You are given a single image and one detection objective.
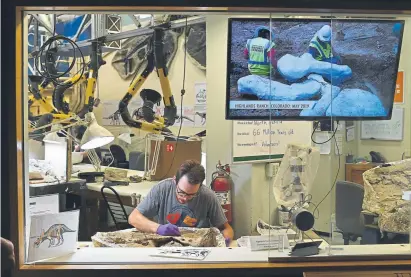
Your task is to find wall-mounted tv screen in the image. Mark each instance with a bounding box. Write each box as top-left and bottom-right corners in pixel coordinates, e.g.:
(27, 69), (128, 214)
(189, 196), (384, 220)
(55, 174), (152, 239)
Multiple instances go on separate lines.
(226, 18), (404, 120)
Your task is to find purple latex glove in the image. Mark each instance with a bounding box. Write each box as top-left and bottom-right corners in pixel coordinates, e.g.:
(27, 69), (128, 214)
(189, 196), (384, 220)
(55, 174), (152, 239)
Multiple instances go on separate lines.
(225, 237), (231, 247)
(156, 224), (181, 236)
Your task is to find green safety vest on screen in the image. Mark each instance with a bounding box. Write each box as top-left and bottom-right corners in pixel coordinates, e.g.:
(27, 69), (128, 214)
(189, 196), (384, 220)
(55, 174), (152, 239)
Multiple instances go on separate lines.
(309, 35), (333, 61)
(246, 37), (275, 76)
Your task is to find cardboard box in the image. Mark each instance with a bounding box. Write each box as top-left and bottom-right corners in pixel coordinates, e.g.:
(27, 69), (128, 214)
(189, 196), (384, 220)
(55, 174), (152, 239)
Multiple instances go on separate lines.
(149, 140), (202, 181)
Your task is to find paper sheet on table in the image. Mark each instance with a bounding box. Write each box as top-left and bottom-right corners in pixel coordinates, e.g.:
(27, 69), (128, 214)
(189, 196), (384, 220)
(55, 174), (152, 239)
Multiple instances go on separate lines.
(151, 248), (211, 260)
(313, 133), (331, 155)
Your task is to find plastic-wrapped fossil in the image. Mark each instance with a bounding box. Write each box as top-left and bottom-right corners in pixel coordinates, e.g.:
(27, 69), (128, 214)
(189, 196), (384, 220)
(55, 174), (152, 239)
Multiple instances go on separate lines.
(111, 30), (179, 80)
(111, 15), (206, 80)
(91, 227), (226, 248)
(185, 23), (206, 70)
(363, 159), (411, 234)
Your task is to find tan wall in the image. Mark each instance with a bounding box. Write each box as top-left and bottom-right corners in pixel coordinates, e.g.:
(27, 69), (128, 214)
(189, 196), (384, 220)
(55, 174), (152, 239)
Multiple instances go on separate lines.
(355, 19), (411, 162)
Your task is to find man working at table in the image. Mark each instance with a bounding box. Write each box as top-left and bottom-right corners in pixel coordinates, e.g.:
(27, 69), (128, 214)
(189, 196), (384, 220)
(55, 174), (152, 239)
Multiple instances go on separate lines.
(128, 160), (234, 245)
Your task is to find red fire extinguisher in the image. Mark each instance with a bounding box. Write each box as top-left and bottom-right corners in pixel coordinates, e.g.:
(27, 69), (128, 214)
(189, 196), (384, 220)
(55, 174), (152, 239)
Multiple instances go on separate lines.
(210, 161), (233, 223)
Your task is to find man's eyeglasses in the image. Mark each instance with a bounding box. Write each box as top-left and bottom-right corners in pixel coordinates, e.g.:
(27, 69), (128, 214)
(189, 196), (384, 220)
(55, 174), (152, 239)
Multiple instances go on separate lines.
(176, 185), (199, 199)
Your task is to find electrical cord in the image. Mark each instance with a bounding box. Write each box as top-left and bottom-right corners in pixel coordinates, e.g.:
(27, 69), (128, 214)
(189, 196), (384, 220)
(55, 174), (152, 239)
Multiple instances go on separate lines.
(157, 17), (188, 181)
(311, 121), (338, 144)
(307, 197), (321, 220)
(286, 197), (322, 243)
(44, 14), (57, 59)
(34, 24), (86, 89)
(311, 124), (341, 222)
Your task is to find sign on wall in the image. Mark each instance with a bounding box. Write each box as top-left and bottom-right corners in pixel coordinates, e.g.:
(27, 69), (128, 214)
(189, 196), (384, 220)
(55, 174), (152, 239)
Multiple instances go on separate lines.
(194, 82), (206, 105)
(394, 71), (404, 103)
(232, 121), (312, 163)
(101, 100), (142, 126)
(361, 106), (404, 141)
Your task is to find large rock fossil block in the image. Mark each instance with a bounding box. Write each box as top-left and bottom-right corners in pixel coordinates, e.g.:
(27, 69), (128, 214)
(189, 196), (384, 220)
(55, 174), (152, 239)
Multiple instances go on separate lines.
(91, 227), (226, 248)
(363, 159), (411, 234)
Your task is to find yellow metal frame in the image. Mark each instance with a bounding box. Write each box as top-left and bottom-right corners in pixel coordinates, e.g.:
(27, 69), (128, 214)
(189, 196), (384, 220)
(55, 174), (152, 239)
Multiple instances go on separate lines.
(28, 69), (93, 123)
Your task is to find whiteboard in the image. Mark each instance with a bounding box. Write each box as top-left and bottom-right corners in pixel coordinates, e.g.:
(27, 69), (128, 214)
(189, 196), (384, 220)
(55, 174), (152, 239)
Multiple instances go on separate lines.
(232, 121), (312, 163)
(360, 107), (404, 141)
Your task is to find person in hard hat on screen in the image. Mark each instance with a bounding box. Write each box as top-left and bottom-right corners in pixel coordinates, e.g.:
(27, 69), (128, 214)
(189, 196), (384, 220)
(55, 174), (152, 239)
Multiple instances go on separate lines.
(308, 25), (341, 64)
(244, 26), (277, 77)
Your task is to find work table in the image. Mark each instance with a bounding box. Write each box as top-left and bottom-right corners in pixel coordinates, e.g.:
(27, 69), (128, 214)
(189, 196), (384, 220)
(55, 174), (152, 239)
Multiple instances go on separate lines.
(72, 164), (158, 207)
(32, 243), (410, 265)
(29, 164), (158, 205)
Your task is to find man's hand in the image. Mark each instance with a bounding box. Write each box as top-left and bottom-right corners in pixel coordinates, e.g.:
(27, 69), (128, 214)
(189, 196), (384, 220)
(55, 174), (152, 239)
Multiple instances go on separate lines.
(156, 223), (181, 236)
(224, 237), (231, 247)
(221, 223), (234, 246)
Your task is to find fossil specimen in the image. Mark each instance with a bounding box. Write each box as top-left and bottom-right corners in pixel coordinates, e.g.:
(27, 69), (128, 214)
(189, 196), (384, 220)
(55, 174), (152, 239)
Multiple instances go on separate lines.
(91, 227), (225, 248)
(104, 168), (129, 182)
(363, 159), (411, 234)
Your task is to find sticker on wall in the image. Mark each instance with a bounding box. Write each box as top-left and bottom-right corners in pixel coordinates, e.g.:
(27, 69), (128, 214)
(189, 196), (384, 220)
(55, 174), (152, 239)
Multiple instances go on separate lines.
(166, 144), (175, 152)
(194, 105), (206, 127)
(194, 82), (206, 105)
(154, 105), (197, 127)
(101, 100), (142, 126)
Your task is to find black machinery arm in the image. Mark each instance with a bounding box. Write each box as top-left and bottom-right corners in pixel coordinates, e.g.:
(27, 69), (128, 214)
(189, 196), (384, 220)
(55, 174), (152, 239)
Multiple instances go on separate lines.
(153, 27), (177, 127)
(53, 41), (106, 118)
(118, 26), (177, 134)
